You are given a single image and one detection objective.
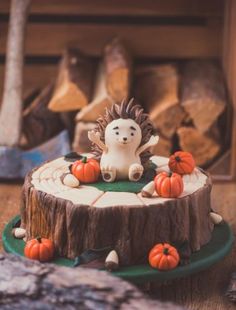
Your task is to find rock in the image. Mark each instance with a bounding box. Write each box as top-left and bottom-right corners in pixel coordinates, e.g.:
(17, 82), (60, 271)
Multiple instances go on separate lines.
(0, 254), (184, 309)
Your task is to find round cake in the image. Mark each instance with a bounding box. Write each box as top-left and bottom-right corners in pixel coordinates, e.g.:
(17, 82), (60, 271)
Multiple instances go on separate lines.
(20, 154), (214, 266)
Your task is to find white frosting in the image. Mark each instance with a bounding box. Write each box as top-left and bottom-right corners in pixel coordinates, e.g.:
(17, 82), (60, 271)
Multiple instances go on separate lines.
(94, 192), (143, 208)
(138, 193), (174, 206)
(56, 186), (103, 205)
(31, 156), (208, 207)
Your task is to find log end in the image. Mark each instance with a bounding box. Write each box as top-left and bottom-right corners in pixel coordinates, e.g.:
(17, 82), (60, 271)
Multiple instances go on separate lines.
(49, 83), (88, 112)
(107, 68), (130, 102)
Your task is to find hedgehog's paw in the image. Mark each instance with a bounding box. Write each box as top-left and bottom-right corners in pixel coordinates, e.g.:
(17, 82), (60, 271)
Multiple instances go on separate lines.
(101, 166), (116, 183)
(129, 163), (144, 182)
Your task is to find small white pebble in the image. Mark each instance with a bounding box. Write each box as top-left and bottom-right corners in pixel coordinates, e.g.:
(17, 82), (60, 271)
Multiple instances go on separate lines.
(12, 228), (26, 239)
(63, 173), (80, 188)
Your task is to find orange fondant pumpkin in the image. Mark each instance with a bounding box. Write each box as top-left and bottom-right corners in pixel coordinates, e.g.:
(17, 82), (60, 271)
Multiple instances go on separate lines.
(71, 156), (100, 183)
(149, 243), (180, 270)
(168, 151), (195, 175)
(24, 237), (54, 262)
(154, 172), (183, 198)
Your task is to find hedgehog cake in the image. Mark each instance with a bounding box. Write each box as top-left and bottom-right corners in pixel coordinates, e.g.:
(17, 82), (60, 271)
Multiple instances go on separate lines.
(17, 99), (223, 270)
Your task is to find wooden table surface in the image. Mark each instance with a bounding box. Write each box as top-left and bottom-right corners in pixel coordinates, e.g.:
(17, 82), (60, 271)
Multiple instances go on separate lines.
(0, 181), (235, 309)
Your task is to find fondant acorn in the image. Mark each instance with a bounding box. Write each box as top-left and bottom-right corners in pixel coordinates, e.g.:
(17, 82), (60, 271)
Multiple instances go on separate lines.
(149, 243), (180, 270)
(61, 173), (80, 188)
(24, 237), (54, 262)
(168, 151), (195, 175)
(141, 181), (155, 197)
(105, 250), (119, 271)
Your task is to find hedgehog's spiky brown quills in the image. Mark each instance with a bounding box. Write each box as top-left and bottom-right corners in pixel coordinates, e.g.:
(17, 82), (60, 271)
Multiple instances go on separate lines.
(91, 98), (154, 164)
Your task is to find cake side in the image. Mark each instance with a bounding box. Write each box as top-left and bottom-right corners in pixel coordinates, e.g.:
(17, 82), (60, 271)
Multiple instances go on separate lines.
(20, 156), (214, 266)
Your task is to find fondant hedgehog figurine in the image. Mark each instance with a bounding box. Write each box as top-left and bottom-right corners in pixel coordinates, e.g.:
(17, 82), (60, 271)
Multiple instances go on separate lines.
(88, 99), (159, 182)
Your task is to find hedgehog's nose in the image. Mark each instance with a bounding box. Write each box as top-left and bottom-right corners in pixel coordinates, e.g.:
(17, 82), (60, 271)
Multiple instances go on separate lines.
(123, 137), (127, 141)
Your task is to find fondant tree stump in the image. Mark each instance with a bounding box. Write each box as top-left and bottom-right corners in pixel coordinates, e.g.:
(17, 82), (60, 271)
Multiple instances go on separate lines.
(0, 253), (183, 309)
(21, 156), (214, 266)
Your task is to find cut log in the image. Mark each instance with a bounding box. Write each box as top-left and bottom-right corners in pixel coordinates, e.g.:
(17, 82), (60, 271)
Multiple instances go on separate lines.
(177, 126), (221, 167)
(21, 156), (213, 266)
(73, 121), (96, 153)
(181, 61), (226, 133)
(104, 37), (132, 102)
(76, 39), (132, 122)
(75, 62), (113, 122)
(0, 254), (183, 310)
(150, 135), (172, 157)
(48, 48), (94, 112)
(0, 0), (31, 146)
(21, 84), (64, 148)
(135, 64), (186, 139)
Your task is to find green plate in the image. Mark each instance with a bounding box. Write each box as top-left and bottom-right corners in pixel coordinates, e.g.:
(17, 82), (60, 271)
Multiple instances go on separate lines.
(3, 215), (234, 284)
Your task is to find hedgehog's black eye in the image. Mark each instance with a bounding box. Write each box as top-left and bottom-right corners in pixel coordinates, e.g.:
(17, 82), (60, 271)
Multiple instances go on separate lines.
(116, 132), (119, 135)
(131, 132), (134, 136)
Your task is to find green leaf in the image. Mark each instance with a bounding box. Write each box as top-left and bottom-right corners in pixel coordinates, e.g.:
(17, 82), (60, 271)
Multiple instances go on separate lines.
(144, 160), (157, 171)
(143, 168), (156, 182)
(73, 246), (112, 267)
(73, 256), (81, 267)
(172, 240), (191, 265)
(64, 152), (83, 162)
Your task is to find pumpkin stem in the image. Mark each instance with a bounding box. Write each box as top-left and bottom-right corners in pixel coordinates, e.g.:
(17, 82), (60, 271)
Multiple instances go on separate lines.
(169, 172), (172, 178)
(81, 156), (87, 163)
(175, 156), (181, 162)
(163, 248), (169, 255)
(36, 236), (42, 243)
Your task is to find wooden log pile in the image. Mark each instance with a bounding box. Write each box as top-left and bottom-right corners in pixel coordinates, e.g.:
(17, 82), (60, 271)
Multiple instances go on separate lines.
(73, 37), (132, 153)
(134, 61), (227, 165)
(20, 37), (228, 168)
(48, 48), (94, 112)
(21, 84), (64, 148)
(177, 61), (226, 166)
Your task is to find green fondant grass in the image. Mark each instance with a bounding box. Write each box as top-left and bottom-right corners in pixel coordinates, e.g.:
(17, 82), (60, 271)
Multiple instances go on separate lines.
(88, 179), (148, 193)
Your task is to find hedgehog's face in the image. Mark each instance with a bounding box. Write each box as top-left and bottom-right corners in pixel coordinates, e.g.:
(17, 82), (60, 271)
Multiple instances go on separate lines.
(105, 118), (142, 149)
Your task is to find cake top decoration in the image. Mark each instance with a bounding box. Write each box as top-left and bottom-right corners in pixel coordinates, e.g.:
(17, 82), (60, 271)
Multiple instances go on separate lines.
(88, 98), (159, 182)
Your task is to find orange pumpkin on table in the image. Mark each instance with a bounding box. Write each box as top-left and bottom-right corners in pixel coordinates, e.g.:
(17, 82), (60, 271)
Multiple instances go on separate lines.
(71, 156), (100, 183)
(168, 151), (195, 175)
(24, 237), (54, 262)
(154, 171), (183, 198)
(149, 243), (180, 270)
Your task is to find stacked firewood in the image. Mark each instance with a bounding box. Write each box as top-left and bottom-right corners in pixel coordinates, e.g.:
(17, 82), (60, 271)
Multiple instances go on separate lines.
(21, 37), (228, 168)
(135, 61), (227, 166)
